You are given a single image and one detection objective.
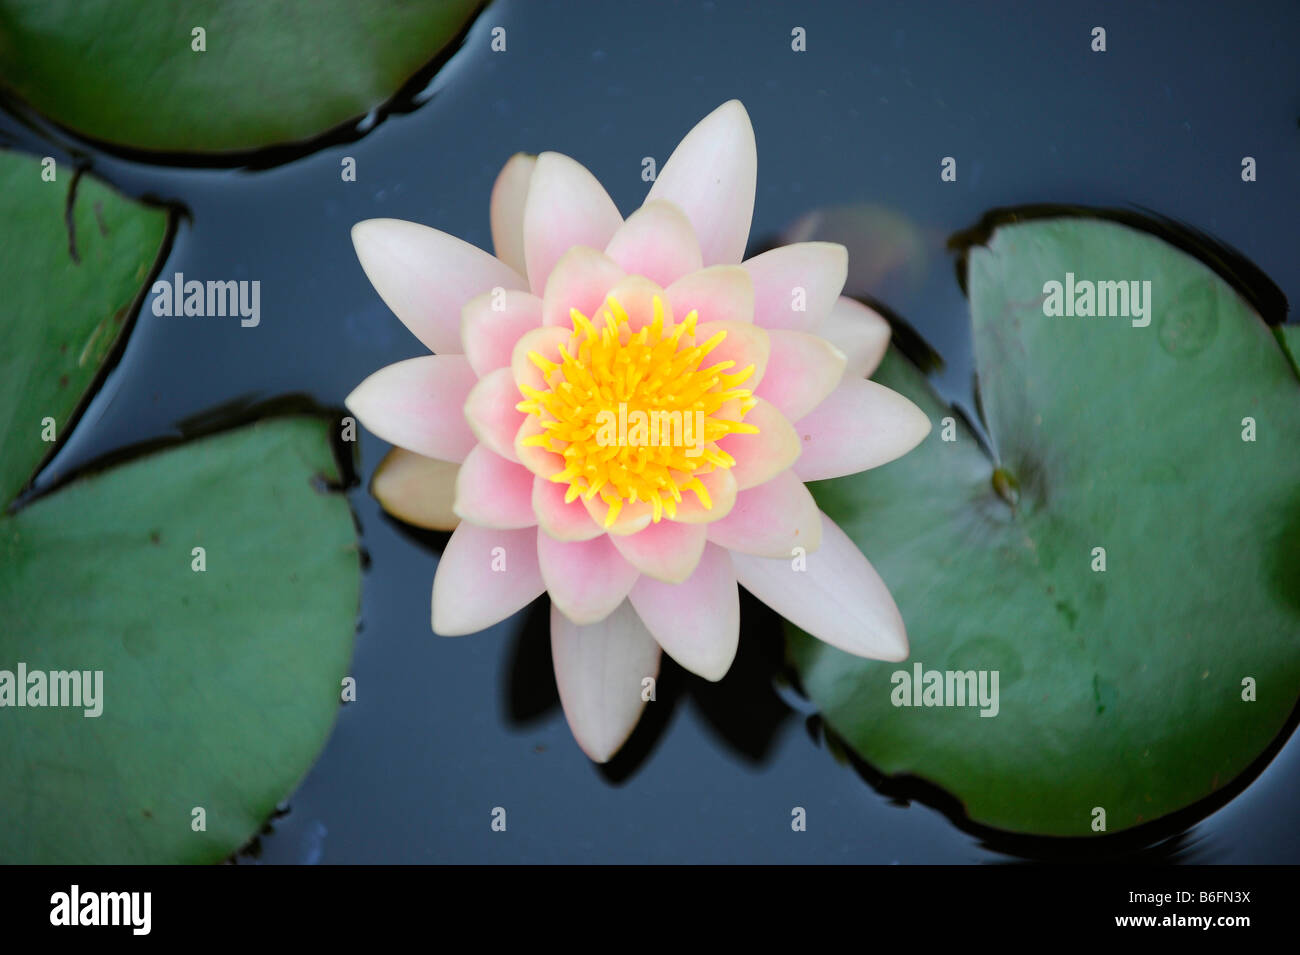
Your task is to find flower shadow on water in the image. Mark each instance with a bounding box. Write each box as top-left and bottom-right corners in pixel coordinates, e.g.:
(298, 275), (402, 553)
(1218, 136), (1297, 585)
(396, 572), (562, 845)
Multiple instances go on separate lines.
(504, 591), (797, 784)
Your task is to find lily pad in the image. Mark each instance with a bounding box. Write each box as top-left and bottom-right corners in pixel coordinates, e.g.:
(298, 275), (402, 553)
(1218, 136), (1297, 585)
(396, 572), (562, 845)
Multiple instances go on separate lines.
(0, 416), (360, 863)
(0, 150), (169, 508)
(789, 218), (1300, 836)
(0, 0), (481, 154)
(0, 157), (359, 862)
(1278, 324), (1300, 381)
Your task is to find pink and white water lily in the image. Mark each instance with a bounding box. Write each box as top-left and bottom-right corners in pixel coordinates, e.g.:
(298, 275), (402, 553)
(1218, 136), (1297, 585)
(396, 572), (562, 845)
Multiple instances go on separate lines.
(346, 101), (930, 762)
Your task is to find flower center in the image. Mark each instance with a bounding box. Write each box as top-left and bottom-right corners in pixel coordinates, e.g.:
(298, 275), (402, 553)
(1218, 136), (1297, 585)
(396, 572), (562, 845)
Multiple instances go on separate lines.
(516, 294), (758, 527)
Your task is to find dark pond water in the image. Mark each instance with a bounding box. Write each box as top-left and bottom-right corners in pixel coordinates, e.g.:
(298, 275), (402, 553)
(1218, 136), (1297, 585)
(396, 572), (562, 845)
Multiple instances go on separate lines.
(4, 0), (1298, 862)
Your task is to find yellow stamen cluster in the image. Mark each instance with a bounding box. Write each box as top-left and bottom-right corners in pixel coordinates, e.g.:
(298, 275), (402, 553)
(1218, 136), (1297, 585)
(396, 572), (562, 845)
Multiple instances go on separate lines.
(516, 294), (758, 527)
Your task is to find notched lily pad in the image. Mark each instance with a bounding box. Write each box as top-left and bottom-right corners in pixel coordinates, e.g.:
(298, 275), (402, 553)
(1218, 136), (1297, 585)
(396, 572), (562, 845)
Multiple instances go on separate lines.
(789, 217), (1300, 837)
(0, 150), (170, 509)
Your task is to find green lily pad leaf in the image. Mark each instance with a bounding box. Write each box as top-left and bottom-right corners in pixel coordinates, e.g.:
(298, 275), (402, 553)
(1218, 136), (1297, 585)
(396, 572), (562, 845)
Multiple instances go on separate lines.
(1277, 324), (1300, 381)
(0, 150), (169, 509)
(789, 218), (1300, 836)
(0, 0), (481, 154)
(0, 416), (360, 863)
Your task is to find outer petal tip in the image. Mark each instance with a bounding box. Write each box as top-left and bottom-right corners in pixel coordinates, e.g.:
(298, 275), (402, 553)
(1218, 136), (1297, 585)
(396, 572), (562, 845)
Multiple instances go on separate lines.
(490, 153), (538, 277)
(430, 524), (545, 636)
(628, 543), (739, 681)
(893, 392), (933, 454)
(647, 100), (757, 266)
(350, 218), (525, 355)
(349, 217), (388, 252)
(345, 356), (479, 463)
(794, 379), (932, 480)
(550, 601), (660, 762)
(730, 512), (909, 662)
(523, 151), (623, 293)
(819, 296), (892, 378)
(744, 241), (849, 331)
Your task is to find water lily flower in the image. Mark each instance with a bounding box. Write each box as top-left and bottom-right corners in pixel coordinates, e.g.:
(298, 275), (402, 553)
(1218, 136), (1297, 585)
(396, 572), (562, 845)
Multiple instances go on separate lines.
(346, 101), (931, 762)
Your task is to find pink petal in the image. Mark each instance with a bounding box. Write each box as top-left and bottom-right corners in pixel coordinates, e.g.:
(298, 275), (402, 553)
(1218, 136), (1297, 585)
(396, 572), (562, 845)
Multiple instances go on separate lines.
(705, 469), (822, 557)
(532, 477), (604, 541)
(489, 153), (536, 278)
(665, 265), (755, 325)
(511, 325), (573, 393)
(694, 320), (770, 390)
(541, 246), (626, 328)
(604, 199), (703, 286)
(538, 532), (639, 625)
(432, 524), (545, 636)
(464, 367), (526, 462)
(793, 378), (932, 481)
(743, 242), (848, 331)
(583, 494), (654, 536)
(715, 397), (801, 490)
(514, 413), (567, 481)
(755, 329), (846, 421)
(610, 520), (707, 584)
(595, 275), (672, 331)
(664, 467), (737, 524)
(646, 100), (757, 266)
(730, 512), (908, 661)
(371, 448), (459, 531)
(523, 152), (623, 294)
(550, 600), (661, 763)
(453, 445), (537, 529)
(461, 289), (543, 377)
(817, 296), (891, 378)
(346, 355), (478, 462)
(628, 543), (739, 681)
(351, 218), (527, 356)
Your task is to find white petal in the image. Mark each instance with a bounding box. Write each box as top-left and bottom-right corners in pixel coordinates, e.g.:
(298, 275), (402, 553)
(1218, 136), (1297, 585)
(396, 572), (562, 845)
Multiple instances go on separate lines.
(646, 100), (757, 266)
(743, 242), (847, 331)
(523, 152), (623, 294)
(352, 218), (526, 355)
(550, 600), (661, 762)
(432, 525), (545, 636)
(345, 355), (478, 463)
(730, 512), (909, 661)
(817, 296), (891, 378)
(793, 378), (932, 480)
(490, 153), (536, 277)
